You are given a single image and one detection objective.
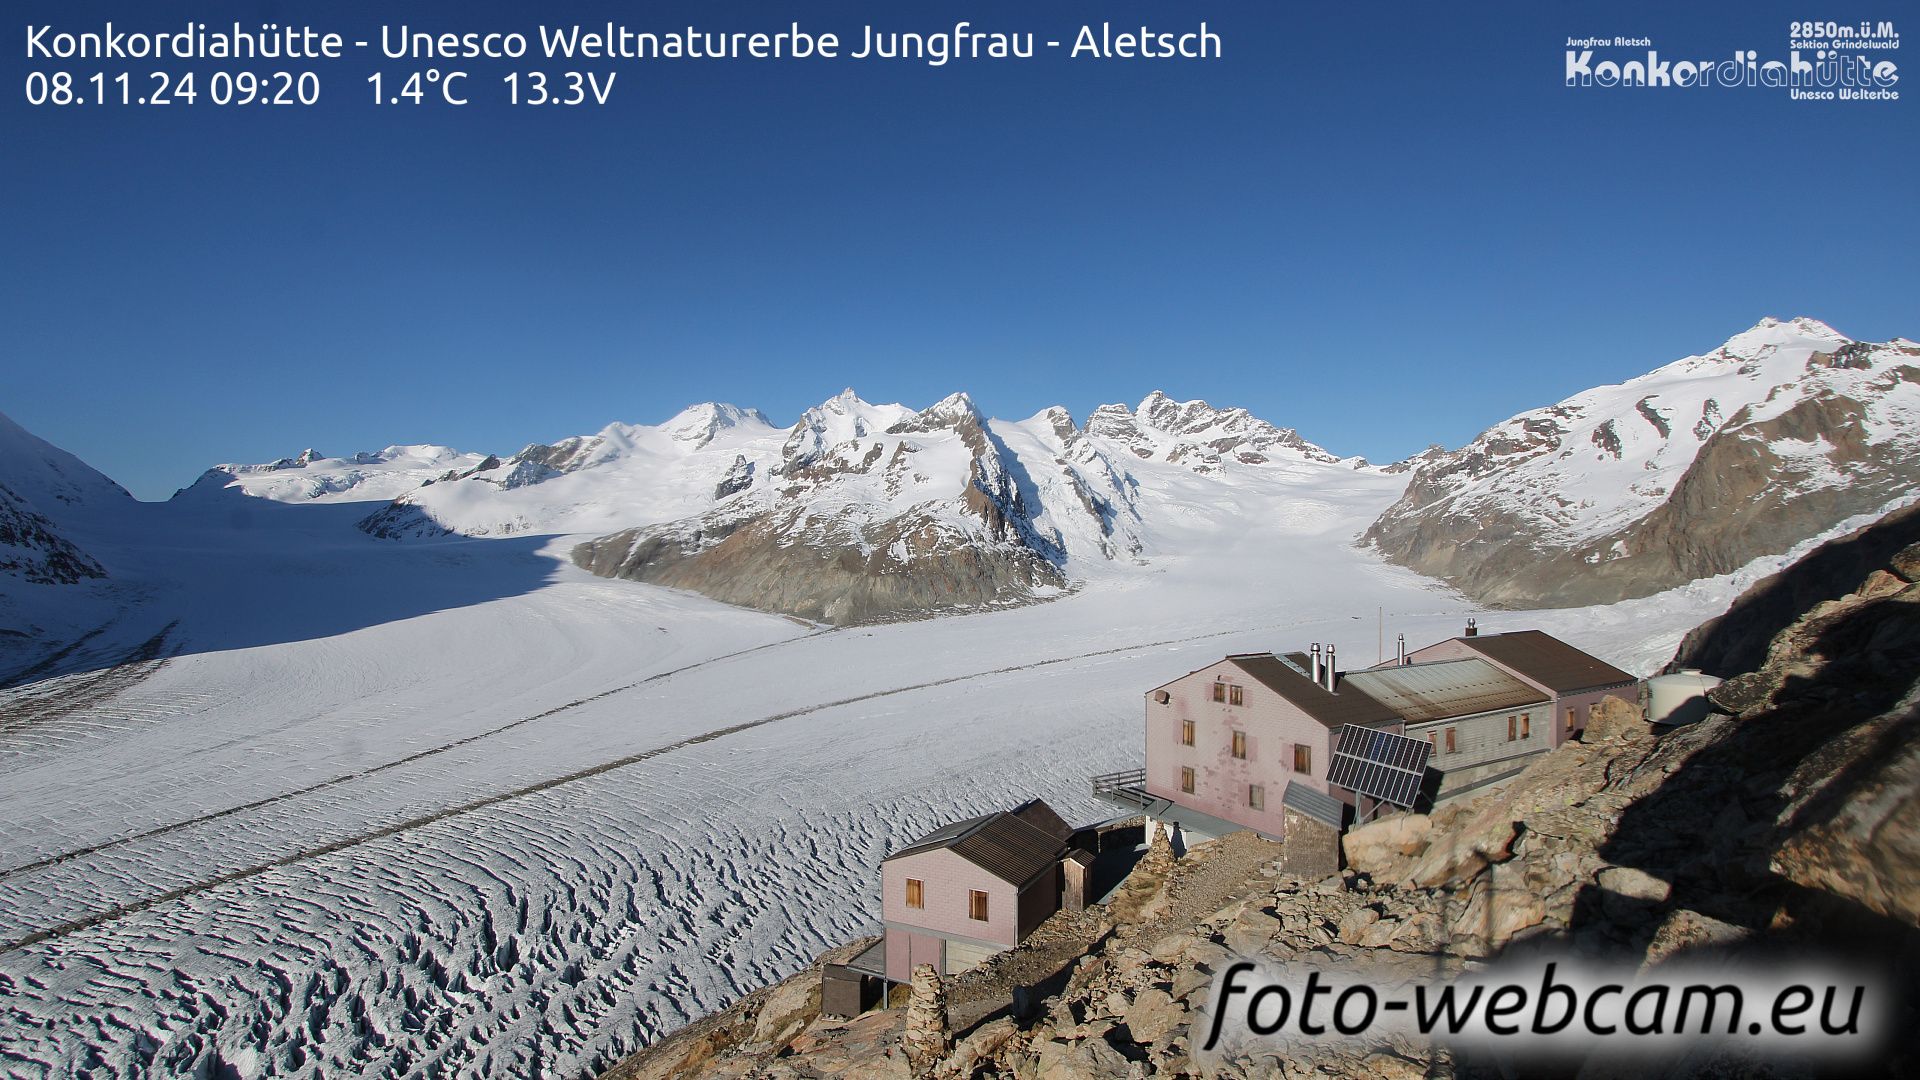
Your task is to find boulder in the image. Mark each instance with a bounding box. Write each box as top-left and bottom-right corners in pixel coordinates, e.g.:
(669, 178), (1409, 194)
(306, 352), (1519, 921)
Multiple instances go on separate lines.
(1335, 906), (1382, 945)
(1448, 877), (1546, 952)
(1033, 1034), (1135, 1079)
(1640, 908), (1750, 968)
(1858, 568), (1910, 600)
(1355, 917), (1403, 949)
(1595, 864), (1673, 924)
(1220, 907), (1281, 957)
(1122, 987), (1188, 1044)
(1148, 932), (1192, 965)
(1583, 695), (1651, 743)
(1771, 705), (1920, 928)
(1596, 864), (1671, 903)
(1384, 911), (1446, 953)
(1341, 813), (1432, 874)
(1891, 541), (1920, 583)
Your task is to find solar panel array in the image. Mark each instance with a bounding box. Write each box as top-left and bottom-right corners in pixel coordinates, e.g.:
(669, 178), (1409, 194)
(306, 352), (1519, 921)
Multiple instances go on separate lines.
(1326, 725), (1432, 809)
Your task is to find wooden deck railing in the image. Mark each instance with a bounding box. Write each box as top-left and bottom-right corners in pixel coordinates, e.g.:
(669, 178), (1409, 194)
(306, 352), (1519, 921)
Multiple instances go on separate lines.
(1090, 767), (1150, 808)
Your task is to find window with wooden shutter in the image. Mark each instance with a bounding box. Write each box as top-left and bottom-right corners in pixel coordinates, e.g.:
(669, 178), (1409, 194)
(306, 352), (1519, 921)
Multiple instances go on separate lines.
(905, 878), (924, 909)
(1521, 715), (1531, 739)
(1228, 685), (1245, 706)
(1249, 784), (1265, 810)
(1180, 766), (1195, 794)
(1445, 728), (1457, 753)
(1231, 730), (1246, 759)
(969, 890), (989, 921)
(1181, 719), (1195, 746)
(1212, 682), (1226, 703)
(1508, 715), (1517, 741)
(1293, 744), (1311, 774)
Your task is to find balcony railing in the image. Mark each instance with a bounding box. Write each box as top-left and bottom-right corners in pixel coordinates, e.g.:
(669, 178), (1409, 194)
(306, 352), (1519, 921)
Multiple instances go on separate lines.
(1090, 767), (1151, 809)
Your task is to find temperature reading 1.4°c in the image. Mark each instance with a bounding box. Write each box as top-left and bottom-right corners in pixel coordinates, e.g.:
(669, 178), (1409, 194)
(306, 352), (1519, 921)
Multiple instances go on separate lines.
(368, 70), (468, 105)
(504, 72), (617, 106)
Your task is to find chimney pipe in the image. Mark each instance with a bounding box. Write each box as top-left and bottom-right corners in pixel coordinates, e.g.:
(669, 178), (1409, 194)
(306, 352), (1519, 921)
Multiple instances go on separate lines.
(1396, 633), (1406, 666)
(1324, 645), (1338, 691)
(1465, 617), (1478, 638)
(1309, 643), (1322, 683)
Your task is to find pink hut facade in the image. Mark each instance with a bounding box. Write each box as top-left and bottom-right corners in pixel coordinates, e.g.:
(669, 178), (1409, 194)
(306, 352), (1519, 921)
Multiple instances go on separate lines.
(1101, 626), (1641, 843)
(1140, 651), (1400, 840)
(878, 800), (1070, 981)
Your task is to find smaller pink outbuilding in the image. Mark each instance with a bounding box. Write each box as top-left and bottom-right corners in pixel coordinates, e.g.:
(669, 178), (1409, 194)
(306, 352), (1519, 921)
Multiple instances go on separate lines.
(876, 799), (1072, 982)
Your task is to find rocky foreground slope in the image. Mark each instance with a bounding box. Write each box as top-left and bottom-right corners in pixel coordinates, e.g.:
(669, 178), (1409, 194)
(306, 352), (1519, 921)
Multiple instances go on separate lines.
(607, 513), (1920, 1078)
(1365, 318), (1920, 609)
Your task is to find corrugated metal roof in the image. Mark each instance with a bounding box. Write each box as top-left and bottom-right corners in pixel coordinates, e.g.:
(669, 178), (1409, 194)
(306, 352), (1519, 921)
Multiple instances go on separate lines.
(1228, 653), (1403, 729)
(1457, 631), (1637, 693)
(1341, 658), (1547, 723)
(885, 813), (995, 862)
(1281, 782), (1345, 829)
(883, 801), (1068, 887)
(1012, 799), (1073, 844)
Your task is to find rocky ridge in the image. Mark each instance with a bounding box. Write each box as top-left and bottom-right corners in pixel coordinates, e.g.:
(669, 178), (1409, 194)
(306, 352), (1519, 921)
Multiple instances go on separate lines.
(355, 388), (1362, 624)
(1364, 317), (1920, 608)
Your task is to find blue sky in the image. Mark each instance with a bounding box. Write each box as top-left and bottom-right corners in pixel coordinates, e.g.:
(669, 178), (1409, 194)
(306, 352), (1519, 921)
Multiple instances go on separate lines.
(6, 0), (1915, 499)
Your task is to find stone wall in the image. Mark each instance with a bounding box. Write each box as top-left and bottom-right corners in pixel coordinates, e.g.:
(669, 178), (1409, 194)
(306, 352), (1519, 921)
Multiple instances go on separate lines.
(1277, 806), (1341, 879)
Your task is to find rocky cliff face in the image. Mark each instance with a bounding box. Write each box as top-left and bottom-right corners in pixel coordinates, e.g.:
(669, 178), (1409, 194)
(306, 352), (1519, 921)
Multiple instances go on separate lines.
(611, 509), (1920, 1077)
(571, 394), (1075, 625)
(1363, 318), (1920, 608)
(0, 483), (106, 584)
(0, 409), (129, 584)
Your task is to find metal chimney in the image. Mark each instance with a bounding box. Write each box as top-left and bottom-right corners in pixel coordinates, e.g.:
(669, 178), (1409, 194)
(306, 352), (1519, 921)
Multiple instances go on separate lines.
(1396, 633), (1407, 666)
(1465, 617), (1478, 638)
(1324, 645), (1338, 691)
(1309, 643), (1322, 683)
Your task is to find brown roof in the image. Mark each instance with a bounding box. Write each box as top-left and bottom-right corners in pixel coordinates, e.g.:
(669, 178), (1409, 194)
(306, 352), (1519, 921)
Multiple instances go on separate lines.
(884, 802), (1068, 888)
(1455, 631), (1636, 693)
(1012, 798), (1073, 843)
(1340, 658), (1547, 723)
(1228, 653), (1402, 729)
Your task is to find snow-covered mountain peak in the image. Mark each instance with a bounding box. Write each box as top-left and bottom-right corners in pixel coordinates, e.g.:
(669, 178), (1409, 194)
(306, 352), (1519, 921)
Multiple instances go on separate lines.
(270, 448), (325, 469)
(781, 390), (915, 468)
(889, 392), (985, 435)
(0, 409), (132, 510)
(1080, 392), (1352, 470)
(1712, 315), (1849, 363)
(1025, 405), (1079, 438)
(1365, 316), (1920, 608)
(659, 402), (775, 450)
(174, 444), (483, 504)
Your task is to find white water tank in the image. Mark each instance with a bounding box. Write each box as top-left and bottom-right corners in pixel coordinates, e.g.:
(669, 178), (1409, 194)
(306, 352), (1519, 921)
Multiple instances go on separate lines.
(1647, 669), (1722, 725)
